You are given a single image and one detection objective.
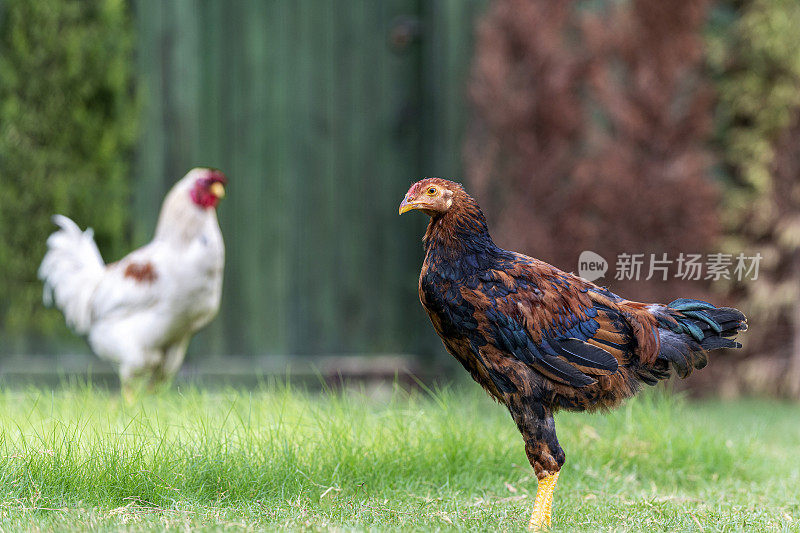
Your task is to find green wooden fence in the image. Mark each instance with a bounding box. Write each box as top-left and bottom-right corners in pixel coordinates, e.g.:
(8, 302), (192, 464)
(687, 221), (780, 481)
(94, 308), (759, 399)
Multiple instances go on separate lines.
(132, 0), (485, 357)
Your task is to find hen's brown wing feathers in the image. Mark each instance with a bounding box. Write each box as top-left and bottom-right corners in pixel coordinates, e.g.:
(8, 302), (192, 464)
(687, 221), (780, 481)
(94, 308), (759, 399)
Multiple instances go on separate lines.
(456, 256), (656, 390)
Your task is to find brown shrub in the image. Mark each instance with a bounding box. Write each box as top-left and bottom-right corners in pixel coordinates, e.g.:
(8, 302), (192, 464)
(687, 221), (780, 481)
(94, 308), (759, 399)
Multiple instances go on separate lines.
(466, 0), (719, 304)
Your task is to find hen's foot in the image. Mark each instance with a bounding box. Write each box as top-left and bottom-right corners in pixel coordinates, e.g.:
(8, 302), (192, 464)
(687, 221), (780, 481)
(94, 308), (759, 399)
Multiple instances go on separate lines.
(528, 471), (559, 531)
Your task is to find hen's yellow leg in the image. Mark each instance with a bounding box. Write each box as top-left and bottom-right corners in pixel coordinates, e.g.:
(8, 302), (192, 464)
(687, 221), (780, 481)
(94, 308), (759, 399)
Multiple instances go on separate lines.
(528, 471), (559, 531)
(122, 384), (136, 405)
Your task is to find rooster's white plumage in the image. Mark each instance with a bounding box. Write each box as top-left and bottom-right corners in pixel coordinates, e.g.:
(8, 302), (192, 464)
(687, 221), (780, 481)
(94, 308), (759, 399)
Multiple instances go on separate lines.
(39, 168), (226, 389)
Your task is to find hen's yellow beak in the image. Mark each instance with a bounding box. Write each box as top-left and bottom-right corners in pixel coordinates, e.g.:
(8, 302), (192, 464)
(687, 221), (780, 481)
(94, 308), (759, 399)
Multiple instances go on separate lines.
(399, 197), (418, 215)
(210, 182), (226, 199)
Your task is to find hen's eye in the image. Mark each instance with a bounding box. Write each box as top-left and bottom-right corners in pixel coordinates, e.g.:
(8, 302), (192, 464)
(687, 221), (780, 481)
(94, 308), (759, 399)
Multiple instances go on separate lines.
(426, 187), (437, 196)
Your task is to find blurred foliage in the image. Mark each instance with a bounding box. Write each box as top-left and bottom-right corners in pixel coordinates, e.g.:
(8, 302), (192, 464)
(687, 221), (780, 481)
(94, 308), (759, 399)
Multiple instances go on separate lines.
(466, 0), (718, 305)
(0, 0), (137, 348)
(705, 0), (800, 396)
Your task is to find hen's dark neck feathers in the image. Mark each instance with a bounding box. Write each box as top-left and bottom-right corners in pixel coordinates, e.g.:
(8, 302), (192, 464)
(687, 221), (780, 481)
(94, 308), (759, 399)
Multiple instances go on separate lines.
(423, 193), (497, 260)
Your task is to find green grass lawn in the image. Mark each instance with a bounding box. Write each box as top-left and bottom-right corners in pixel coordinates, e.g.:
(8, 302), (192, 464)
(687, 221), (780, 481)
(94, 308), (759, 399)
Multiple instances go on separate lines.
(0, 382), (797, 532)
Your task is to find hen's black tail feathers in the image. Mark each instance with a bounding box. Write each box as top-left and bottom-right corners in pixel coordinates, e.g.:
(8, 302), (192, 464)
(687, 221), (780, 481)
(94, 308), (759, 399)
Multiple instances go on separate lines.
(638, 298), (747, 385)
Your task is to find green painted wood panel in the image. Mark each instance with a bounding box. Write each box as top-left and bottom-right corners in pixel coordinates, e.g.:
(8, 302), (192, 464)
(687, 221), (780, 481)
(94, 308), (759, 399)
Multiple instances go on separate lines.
(131, 0), (485, 357)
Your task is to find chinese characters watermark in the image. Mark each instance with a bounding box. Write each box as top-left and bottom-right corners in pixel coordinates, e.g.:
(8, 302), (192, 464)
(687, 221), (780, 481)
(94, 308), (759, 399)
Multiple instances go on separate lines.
(578, 251), (762, 283)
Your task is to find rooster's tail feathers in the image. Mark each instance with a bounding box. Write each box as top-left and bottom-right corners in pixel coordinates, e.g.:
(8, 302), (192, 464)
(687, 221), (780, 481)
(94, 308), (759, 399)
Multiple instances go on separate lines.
(38, 215), (105, 334)
(647, 298), (746, 380)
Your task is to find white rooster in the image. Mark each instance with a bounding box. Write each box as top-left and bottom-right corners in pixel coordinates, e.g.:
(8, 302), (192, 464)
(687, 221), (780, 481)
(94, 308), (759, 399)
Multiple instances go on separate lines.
(39, 168), (226, 393)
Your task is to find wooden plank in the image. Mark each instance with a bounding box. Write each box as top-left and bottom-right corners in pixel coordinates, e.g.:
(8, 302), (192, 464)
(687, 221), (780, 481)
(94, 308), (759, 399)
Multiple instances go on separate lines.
(217, 0), (247, 354)
(421, 0), (486, 178)
(244, 0), (288, 354)
(132, 0), (167, 245)
(193, 0), (227, 356)
(285, 0), (318, 354)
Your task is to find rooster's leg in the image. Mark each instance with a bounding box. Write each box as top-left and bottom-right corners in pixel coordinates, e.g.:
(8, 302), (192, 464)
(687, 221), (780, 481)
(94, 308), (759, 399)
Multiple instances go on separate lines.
(506, 399), (564, 531)
(529, 471), (559, 530)
(122, 383), (136, 405)
(119, 363), (145, 404)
